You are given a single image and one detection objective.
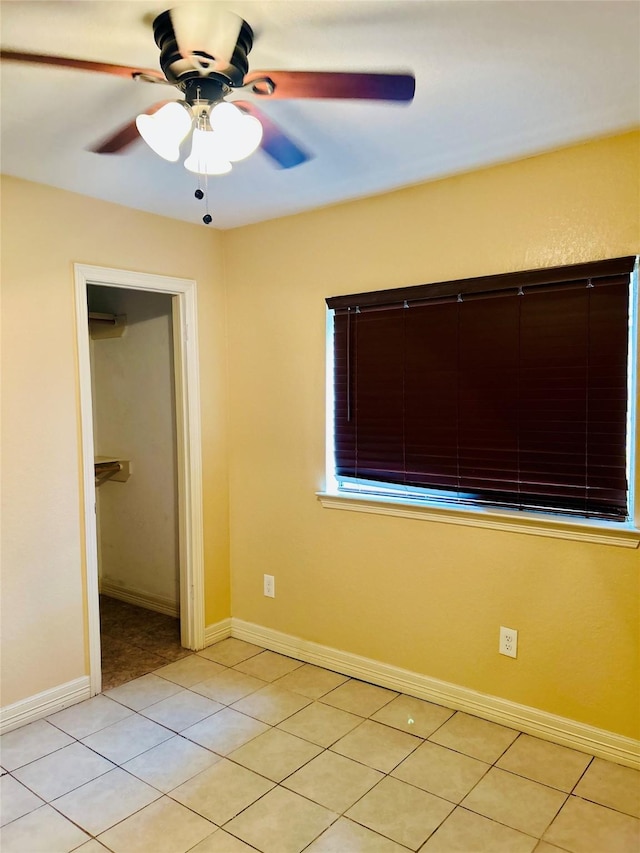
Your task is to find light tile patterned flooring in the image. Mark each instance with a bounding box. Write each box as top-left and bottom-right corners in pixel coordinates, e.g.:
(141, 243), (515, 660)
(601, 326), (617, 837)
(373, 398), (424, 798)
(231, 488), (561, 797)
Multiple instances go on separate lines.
(1, 622), (639, 851)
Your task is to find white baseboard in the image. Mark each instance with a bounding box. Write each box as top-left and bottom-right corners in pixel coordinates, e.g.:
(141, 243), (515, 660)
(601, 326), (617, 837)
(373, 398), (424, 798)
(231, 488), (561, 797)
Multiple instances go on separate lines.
(100, 579), (179, 618)
(204, 618), (232, 647)
(0, 677), (91, 735)
(230, 618), (640, 770)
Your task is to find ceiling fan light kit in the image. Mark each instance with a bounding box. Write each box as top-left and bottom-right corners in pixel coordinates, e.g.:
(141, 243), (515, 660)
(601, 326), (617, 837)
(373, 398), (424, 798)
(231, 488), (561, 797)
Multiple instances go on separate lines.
(136, 98), (262, 172)
(0, 2), (415, 224)
(210, 102), (263, 162)
(135, 100), (192, 162)
(184, 126), (232, 175)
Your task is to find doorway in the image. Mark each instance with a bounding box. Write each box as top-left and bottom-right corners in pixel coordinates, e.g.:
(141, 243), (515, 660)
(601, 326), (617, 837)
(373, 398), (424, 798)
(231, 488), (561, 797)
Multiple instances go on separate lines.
(75, 265), (205, 696)
(89, 285), (183, 688)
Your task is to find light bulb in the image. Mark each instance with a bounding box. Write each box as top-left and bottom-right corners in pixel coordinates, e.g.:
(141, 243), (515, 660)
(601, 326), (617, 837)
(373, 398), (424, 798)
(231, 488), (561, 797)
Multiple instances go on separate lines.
(184, 128), (232, 175)
(209, 102), (263, 162)
(136, 102), (192, 162)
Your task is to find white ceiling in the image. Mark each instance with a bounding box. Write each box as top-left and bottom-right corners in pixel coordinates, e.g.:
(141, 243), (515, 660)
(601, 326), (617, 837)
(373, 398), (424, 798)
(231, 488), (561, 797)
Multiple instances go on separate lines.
(1, 1), (638, 230)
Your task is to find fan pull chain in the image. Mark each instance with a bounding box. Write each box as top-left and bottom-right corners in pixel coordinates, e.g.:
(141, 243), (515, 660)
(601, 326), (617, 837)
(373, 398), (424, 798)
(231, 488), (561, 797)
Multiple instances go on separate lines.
(203, 175), (212, 225)
(193, 175), (213, 225)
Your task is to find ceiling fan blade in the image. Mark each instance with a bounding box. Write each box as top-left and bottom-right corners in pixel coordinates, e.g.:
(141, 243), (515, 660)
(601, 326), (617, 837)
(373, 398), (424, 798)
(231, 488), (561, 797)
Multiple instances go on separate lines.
(0, 49), (165, 81)
(245, 71), (415, 102)
(234, 101), (311, 169)
(170, 4), (243, 72)
(90, 101), (173, 154)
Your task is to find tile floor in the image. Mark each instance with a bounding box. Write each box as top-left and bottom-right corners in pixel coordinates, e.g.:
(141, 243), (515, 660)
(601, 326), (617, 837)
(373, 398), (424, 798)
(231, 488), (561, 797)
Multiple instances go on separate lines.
(99, 597), (191, 691)
(2, 637), (639, 852)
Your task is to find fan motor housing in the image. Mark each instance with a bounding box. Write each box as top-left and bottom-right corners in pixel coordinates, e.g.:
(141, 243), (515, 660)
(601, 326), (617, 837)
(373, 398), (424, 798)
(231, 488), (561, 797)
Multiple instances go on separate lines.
(152, 9), (254, 88)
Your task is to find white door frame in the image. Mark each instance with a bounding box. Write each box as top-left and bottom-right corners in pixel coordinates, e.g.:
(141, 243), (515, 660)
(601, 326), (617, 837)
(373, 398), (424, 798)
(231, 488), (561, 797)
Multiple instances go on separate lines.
(74, 264), (205, 696)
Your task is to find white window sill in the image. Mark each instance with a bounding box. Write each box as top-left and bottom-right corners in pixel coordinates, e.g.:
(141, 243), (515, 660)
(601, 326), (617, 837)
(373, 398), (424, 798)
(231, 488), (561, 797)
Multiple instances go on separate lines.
(317, 491), (640, 548)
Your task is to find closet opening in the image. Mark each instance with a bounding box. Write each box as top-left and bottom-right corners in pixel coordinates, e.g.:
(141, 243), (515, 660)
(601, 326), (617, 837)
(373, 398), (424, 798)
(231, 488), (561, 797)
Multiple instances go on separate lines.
(89, 285), (189, 689)
(75, 265), (205, 696)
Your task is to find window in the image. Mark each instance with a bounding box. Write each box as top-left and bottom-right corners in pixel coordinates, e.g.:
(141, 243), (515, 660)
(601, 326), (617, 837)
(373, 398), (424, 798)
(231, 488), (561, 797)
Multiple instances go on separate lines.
(326, 257), (637, 523)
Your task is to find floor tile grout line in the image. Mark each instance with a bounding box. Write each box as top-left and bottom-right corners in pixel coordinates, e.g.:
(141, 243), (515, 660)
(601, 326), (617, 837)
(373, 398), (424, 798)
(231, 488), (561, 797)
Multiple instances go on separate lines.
(6, 751), (118, 805)
(50, 762), (219, 844)
(4, 613), (639, 851)
(444, 804), (544, 844)
(52, 688), (437, 844)
(168, 683), (640, 825)
(537, 791), (572, 843)
(3, 765), (637, 847)
(6, 694), (636, 828)
(569, 751), (596, 793)
(0, 738), (80, 775)
(8, 683), (631, 816)
(457, 763), (572, 840)
(5, 722), (636, 841)
(152, 697), (559, 848)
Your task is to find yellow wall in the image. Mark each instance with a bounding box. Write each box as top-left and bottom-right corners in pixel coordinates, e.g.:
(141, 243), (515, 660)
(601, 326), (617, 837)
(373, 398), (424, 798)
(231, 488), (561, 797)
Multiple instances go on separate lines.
(1, 132), (638, 739)
(0, 177), (230, 706)
(224, 131), (640, 739)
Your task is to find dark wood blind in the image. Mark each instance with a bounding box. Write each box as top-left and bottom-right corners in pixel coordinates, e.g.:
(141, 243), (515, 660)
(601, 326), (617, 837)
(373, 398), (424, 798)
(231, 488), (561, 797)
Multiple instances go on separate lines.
(327, 257), (636, 520)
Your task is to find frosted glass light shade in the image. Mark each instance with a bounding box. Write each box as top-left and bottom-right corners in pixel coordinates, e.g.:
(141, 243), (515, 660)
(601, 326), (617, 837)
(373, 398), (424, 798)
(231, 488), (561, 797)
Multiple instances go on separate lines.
(136, 101), (192, 162)
(210, 102), (263, 162)
(184, 128), (232, 175)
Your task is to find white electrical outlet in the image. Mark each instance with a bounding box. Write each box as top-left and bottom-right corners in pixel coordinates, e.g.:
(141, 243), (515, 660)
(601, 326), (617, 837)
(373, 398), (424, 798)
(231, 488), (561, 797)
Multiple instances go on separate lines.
(499, 626), (518, 658)
(263, 574), (275, 598)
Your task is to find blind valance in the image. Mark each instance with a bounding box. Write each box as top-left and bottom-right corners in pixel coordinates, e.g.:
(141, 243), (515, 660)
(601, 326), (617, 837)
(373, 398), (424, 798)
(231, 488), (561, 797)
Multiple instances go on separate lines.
(326, 256), (636, 312)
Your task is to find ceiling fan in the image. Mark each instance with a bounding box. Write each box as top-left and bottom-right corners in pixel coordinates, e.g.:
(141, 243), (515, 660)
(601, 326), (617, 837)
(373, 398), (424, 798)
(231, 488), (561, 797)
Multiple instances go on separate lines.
(1, 3), (415, 220)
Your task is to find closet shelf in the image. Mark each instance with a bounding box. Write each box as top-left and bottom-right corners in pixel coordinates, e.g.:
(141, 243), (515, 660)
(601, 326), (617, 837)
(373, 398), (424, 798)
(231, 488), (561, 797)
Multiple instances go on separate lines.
(89, 312), (127, 339)
(95, 456), (130, 486)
